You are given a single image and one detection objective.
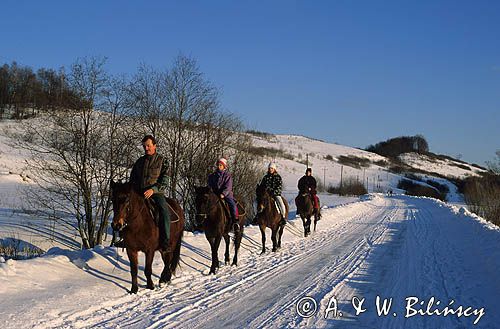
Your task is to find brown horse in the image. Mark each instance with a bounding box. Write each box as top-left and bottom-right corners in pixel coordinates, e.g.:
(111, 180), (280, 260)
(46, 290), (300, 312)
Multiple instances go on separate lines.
(255, 183), (289, 254)
(194, 186), (244, 275)
(110, 181), (184, 293)
(295, 193), (320, 237)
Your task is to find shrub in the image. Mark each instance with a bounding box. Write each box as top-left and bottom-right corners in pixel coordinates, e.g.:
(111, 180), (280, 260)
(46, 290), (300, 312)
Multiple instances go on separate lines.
(463, 174), (500, 226)
(404, 173), (423, 182)
(0, 238), (44, 260)
(426, 180), (450, 195)
(324, 154), (334, 161)
(337, 155), (370, 169)
(397, 179), (446, 201)
(247, 146), (294, 160)
(372, 159), (389, 167)
(246, 129), (275, 139)
(328, 177), (367, 196)
(451, 163), (471, 171)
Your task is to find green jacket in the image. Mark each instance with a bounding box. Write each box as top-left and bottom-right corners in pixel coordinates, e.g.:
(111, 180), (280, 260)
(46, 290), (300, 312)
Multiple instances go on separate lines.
(130, 153), (169, 194)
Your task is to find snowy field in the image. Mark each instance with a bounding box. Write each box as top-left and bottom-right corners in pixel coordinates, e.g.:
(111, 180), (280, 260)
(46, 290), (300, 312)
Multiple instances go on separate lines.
(1, 194), (499, 328)
(1, 120), (498, 328)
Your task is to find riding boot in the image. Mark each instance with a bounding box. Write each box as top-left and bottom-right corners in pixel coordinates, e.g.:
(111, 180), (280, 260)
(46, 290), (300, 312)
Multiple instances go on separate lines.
(160, 238), (171, 253)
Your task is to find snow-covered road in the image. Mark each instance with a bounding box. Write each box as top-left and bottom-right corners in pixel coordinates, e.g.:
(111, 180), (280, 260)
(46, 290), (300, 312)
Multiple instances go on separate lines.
(1, 194), (499, 328)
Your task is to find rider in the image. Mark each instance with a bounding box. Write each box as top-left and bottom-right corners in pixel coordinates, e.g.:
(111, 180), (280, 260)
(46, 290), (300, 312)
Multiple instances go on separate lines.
(258, 162), (287, 225)
(125, 134), (170, 251)
(207, 158), (239, 232)
(297, 168), (320, 217)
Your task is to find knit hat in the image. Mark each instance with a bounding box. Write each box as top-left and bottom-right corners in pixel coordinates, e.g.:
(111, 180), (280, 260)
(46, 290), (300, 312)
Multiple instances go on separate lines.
(217, 158), (228, 168)
(268, 162), (277, 170)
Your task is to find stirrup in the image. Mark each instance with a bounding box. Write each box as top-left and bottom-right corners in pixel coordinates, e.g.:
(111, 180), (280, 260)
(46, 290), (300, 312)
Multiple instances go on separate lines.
(233, 222), (240, 232)
(113, 238), (126, 248)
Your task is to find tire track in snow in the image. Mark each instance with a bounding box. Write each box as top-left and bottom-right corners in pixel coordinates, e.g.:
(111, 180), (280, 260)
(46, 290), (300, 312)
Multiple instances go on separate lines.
(33, 196), (402, 329)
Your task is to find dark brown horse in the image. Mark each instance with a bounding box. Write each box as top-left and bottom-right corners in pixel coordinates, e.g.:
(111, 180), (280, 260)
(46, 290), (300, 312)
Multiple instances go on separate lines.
(110, 181), (184, 293)
(255, 183), (289, 254)
(194, 186), (244, 275)
(295, 193), (320, 237)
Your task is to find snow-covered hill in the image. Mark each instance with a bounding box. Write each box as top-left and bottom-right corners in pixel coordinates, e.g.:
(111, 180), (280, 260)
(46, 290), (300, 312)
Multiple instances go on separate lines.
(249, 133), (484, 204)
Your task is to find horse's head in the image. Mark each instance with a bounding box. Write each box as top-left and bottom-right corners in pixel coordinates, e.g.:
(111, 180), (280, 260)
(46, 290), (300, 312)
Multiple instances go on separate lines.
(110, 180), (133, 232)
(194, 186), (212, 222)
(255, 183), (271, 214)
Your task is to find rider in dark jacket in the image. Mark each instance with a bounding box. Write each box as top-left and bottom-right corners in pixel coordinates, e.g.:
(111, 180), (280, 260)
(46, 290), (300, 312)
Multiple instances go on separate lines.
(298, 168), (320, 212)
(258, 162), (286, 224)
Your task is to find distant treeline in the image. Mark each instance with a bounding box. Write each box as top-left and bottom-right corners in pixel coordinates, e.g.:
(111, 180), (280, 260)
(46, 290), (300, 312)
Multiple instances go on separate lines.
(366, 135), (429, 158)
(0, 62), (87, 119)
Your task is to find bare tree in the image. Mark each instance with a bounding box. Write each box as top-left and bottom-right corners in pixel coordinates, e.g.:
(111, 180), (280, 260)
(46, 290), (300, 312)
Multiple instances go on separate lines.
(24, 57), (136, 248)
(486, 150), (500, 174)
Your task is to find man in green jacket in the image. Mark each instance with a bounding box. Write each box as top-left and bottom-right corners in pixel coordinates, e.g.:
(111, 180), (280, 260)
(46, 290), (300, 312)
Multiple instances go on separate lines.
(128, 135), (170, 251)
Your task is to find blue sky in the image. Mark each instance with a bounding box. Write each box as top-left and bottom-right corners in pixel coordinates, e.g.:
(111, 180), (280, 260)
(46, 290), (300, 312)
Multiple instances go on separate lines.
(1, 0), (499, 165)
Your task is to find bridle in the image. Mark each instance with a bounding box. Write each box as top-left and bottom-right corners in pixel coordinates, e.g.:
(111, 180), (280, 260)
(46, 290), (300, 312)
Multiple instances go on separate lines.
(112, 194), (131, 232)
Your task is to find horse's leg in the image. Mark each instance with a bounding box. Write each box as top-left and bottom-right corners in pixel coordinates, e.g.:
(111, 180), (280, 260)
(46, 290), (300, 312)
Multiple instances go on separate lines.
(144, 250), (155, 290)
(271, 225), (278, 252)
(232, 227), (242, 266)
(259, 224), (266, 255)
(208, 236), (221, 275)
(223, 233), (230, 265)
(314, 211), (318, 232)
(277, 222), (285, 249)
(126, 249), (139, 294)
(307, 216), (312, 236)
(301, 216), (308, 237)
(160, 250), (171, 285)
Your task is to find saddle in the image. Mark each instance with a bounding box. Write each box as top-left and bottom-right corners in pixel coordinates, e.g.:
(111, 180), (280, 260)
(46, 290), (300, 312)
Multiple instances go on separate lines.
(145, 198), (161, 226)
(145, 196), (179, 226)
(298, 192), (320, 210)
(219, 198), (245, 220)
(273, 196), (285, 216)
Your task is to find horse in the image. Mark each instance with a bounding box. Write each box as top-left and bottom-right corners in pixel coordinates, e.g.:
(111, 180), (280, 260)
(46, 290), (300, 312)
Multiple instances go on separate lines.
(255, 183), (289, 254)
(110, 181), (184, 293)
(194, 186), (245, 275)
(295, 192), (320, 237)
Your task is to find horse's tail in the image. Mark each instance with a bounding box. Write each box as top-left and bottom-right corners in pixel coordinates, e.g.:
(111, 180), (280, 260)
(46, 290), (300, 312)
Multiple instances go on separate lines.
(170, 230), (183, 275)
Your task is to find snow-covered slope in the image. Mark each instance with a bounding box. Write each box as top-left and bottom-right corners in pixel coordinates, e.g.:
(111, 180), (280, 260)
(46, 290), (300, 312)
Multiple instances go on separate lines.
(1, 195), (499, 328)
(1, 120), (499, 328)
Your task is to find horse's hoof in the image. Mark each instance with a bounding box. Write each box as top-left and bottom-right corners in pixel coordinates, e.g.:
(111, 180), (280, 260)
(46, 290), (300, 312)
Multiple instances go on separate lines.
(129, 287), (138, 294)
(260, 251), (266, 255)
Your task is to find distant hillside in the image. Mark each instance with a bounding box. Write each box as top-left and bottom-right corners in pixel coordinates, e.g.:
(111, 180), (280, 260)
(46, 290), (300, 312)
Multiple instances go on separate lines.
(245, 131), (486, 203)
